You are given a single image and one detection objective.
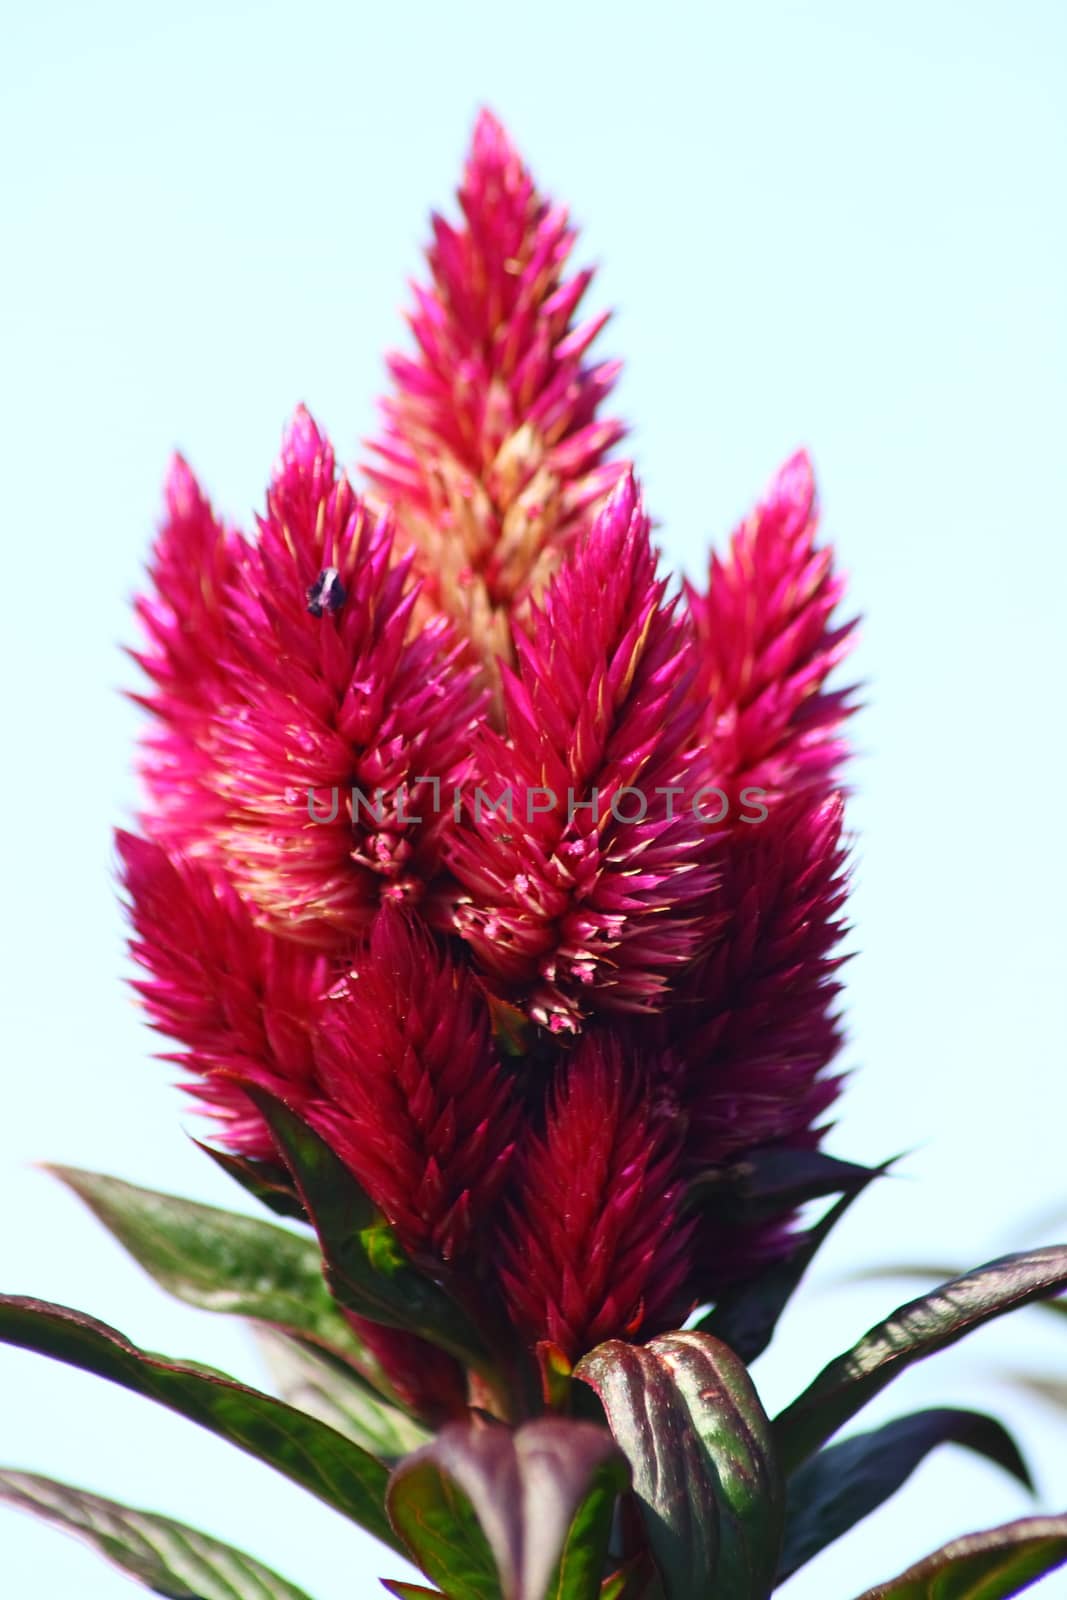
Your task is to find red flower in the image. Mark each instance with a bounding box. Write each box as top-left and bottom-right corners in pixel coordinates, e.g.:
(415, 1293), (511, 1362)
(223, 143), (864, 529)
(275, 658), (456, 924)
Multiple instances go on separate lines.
(447, 473), (716, 1031)
(116, 831), (328, 1159)
(133, 407), (488, 950)
(120, 112), (865, 1375)
(686, 450), (857, 809)
(678, 791), (850, 1168)
(497, 1032), (695, 1362)
(308, 907), (519, 1262)
(365, 109), (627, 668)
(129, 456), (242, 860)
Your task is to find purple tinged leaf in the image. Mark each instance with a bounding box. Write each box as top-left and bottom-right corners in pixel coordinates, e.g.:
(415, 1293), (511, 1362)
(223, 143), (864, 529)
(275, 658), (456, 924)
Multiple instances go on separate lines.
(849, 1263), (1067, 1321)
(774, 1245), (1067, 1476)
(386, 1419), (629, 1600)
(381, 1585), (447, 1599)
(850, 1512), (1067, 1599)
(574, 1331), (783, 1600)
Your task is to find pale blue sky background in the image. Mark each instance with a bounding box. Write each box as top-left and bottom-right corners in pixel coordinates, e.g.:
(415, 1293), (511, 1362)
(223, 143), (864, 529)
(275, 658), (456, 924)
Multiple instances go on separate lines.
(2, 2), (1066, 1596)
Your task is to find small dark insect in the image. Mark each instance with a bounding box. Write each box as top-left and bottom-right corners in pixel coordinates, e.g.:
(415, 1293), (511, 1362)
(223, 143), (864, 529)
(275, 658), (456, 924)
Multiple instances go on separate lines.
(306, 567), (346, 616)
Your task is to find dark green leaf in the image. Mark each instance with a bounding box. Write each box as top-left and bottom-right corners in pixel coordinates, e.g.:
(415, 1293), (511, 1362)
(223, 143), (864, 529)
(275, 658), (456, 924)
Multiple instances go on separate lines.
(575, 1331), (782, 1600)
(851, 1511), (1067, 1598)
(775, 1245), (1067, 1476)
(193, 1142), (308, 1220)
(0, 1295), (400, 1553)
(695, 1158), (893, 1363)
(688, 1147), (880, 1224)
(387, 1420), (629, 1600)
(0, 1467), (314, 1599)
(778, 1408), (1032, 1581)
(48, 1165), (362, 1358)
(246, 1089), (494, 1376)
(256, 1327), (431, 1462)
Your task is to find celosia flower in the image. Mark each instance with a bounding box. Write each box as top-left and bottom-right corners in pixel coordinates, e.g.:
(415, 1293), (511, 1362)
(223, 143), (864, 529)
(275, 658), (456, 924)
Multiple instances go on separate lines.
(678, 791), (850, 1167)
(447, 472), (716, 1031)
(686, 450), (857, 809)
(120, 109), (861, 1377)
(341, 1315), (469, 1425)
(210, 408), (488, 947)
(365, 109), (627, 669)
(497, 1033), (695, 1361)
(133, 407), (487, 950)
(128, 456), (241, 858)
(671, 791), (851, 1303)
(307, 907), (519, 1262)
(116, 831), (328, 1160)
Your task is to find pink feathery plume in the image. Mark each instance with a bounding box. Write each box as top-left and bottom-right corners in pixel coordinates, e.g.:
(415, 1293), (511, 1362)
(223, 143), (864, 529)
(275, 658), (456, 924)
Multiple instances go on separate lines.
(670, 792), (851, 1303)
(129, 456), (242, 859)
(116, 831), (329, 1160)
(204, 406), (487, 949)
(447, 473), (717, 1032)
(496, 1032), (695, 1363)
(678, 791), (851, 1167)
(686, 451), (858, 809)
(308, 907), (520, 1263)
(365, 108), (627, 668)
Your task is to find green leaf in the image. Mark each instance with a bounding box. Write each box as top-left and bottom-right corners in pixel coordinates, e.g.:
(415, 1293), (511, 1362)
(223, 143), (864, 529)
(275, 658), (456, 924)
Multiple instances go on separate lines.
(778, 1408), (1033, 1581)
(575, 1331), (783, 1600)
(387, 1419), (629, 1600)
(48, 1165), (363, 1358)
(246, 1088), (494, 1376)
(0, 1467), (314, 1599)
(193, 1142), (308, 1220)
(687, 1147), (881, 1224)
(774, 1245), (1067, 1475)
(256, 1327), (431, 1462)
(695, 1158), (893, 1363)
(0, 1295), (401, 1553)
(850, 1512), (1067, 1598)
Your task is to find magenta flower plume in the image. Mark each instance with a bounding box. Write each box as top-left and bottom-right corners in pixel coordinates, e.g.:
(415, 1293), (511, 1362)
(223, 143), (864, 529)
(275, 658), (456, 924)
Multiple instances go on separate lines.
(117, 112), (866, 1397)
(686, 450), (857, 807)
(150, 407), (486, 949)
(447, 472), (716, 1032)
(678, 791), (850, 1168)
(308, 907), (520, 1263)
(497, 1032), (694, 1363)
(365, 108), (627, 667)
(116, 831), (328, 1160)
(342, 1316), (469, 1425)
(129, 456), (241, 857)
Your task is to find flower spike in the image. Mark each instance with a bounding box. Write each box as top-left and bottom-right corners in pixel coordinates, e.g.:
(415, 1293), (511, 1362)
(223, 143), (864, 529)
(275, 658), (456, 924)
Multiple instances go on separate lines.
(365, 108), (627, 668)
(308, 907), (520, 1263)
(116, 831), (328, 1159)
(497, 1032), (695, 1362)
(686, 450), (858, 807)
(210, 407), (487, 948)
(447, 472), (717, 1031)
